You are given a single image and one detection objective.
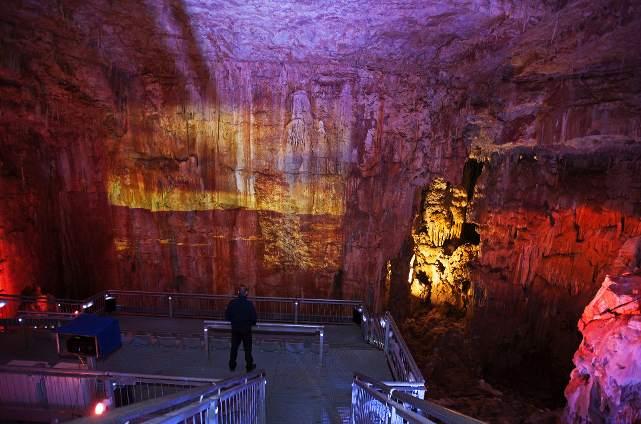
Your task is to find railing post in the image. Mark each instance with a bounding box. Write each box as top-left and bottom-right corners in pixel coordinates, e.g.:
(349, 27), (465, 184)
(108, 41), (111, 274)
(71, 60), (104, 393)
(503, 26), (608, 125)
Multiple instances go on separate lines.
(319, 329), (324, 366)
(168, 296), (173, 318)
(204, 327), (209, 359)
(383, 317), (390, 354)
(260, 377), (267, 424)
(294, 300), (299, 324)
(207, 398), (219, 424)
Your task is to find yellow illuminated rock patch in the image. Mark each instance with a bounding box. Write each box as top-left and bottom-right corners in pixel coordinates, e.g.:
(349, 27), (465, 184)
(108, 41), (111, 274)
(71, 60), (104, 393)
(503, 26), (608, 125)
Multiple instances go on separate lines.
(410, 178), (479, 310)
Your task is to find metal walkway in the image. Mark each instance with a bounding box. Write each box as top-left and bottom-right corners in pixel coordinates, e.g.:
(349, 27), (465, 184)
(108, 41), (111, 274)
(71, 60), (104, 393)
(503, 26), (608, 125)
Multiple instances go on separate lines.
(0, 290), (483, 423)
(0, 317), (390, 423)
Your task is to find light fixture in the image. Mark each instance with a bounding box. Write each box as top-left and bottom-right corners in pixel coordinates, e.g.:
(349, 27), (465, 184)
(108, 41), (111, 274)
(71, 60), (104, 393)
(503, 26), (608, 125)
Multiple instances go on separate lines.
(82, 301), (94, 309)
(94, 399), (111, 415)
(0, 301), (6, 308)
(94, 401), (106, 415)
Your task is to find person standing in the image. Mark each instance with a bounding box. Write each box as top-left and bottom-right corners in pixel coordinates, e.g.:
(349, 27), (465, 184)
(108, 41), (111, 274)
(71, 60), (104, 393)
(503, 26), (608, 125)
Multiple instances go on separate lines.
(225, 286), (257, 372)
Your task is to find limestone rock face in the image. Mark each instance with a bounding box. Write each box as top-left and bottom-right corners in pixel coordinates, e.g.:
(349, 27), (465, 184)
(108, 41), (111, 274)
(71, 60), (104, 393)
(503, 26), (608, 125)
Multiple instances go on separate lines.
(0, 0), (433, 299)
(564, 272), (641, 423)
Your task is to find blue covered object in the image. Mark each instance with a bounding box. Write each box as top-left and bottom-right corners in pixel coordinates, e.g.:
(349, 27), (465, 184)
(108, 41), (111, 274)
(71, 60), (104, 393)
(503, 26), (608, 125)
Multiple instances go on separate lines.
(56, 314), (121, 358)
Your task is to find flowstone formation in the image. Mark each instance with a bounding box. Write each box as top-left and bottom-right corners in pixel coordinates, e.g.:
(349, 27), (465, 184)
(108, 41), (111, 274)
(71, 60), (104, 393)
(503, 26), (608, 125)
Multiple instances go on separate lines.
(409, 177), (479, 310)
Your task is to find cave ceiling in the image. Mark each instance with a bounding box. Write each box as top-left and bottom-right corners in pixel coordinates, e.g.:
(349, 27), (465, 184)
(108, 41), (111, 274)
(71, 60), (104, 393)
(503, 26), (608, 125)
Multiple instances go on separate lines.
(129, 0), (552, 68)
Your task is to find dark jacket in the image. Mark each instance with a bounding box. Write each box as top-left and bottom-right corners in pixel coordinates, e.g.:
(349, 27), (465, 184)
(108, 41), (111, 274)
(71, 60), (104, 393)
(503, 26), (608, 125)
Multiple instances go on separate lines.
(225, 295), (257, 332)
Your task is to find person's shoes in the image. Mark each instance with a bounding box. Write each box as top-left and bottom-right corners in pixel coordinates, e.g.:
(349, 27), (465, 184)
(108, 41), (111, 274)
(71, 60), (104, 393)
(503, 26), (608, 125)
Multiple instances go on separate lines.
(246, 363), (256, 372)
(229, 363), (236, 372)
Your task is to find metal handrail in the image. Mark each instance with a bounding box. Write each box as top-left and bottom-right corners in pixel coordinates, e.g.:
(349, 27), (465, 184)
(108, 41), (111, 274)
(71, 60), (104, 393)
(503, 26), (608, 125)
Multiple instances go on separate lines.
(67, 369), (266, 424)
(0, 364), (219, 422)
(2, 289), (364, 327)
(352, 377), (435, 424)
(384, 311), (424, 383)
(360, 306), (425, 385)
(354, 373), (486, 424)
(0, 365), (219, 384)
(106, 289), (361, 304)
(204, 320), (325, 364)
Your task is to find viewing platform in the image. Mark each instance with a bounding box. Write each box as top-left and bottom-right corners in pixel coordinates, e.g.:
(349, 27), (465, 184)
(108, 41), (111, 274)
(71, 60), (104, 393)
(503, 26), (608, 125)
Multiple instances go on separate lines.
(0, 290), (481, 424)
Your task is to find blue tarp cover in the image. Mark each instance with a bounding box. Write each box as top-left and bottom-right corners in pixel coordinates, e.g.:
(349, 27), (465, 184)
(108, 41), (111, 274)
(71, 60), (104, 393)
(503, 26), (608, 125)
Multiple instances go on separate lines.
(56, 314), (121, 358)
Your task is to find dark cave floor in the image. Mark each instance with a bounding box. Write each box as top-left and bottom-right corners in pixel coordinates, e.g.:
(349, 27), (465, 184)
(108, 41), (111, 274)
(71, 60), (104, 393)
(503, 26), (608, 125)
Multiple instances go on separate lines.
(401, 306), (565, 423)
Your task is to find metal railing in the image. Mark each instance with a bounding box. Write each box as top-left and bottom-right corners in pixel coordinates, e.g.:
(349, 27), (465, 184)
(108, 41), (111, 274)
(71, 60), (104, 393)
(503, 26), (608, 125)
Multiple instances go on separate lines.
(204, 320), (325, 364)
(2, 289), (362, 325)
(0, 293), (82, 317)
(0, 310), (76, 330)
(68, 369), (267, 424)
(107, 289), (361, 324)
(352, 373), (485, 424)
(0, 364), (217, 421)
(0, 292), (106, 321)
(352, 374), (434, 424)
(361, 308), (424, 385)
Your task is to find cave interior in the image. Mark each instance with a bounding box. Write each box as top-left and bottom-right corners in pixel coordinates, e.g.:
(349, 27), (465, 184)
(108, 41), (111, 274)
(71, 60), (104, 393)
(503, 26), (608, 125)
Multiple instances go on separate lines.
(1, 0), (641, 422)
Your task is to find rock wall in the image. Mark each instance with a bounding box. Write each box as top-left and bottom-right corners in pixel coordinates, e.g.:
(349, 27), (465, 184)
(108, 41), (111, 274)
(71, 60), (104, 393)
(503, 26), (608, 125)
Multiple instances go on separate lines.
(396, 0), (641, 416)
(564, 269), (641, 423)
(0, 0), (426, 299)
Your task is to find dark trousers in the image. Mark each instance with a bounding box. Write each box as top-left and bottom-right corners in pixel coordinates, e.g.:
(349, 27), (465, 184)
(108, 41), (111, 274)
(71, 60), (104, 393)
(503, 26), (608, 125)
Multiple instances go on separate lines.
(229, 329), (253, 369)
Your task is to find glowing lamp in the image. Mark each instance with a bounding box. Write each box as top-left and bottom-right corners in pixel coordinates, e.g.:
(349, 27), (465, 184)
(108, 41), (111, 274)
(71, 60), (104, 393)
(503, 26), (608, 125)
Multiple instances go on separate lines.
(362, 315), (367, 323)
(380, 319), (386, 328)
(82, 301), (94, 309)
(74, 310), (79, 315)
(0, 301), (6, 308)
(18, 318), (23, 323)
(94, 399), (111, 415)
(94, 401), (106, 415)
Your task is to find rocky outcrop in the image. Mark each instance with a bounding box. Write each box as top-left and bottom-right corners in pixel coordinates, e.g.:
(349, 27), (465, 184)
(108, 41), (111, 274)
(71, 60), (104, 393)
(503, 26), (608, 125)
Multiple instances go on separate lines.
(564, 271), (641, 423)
